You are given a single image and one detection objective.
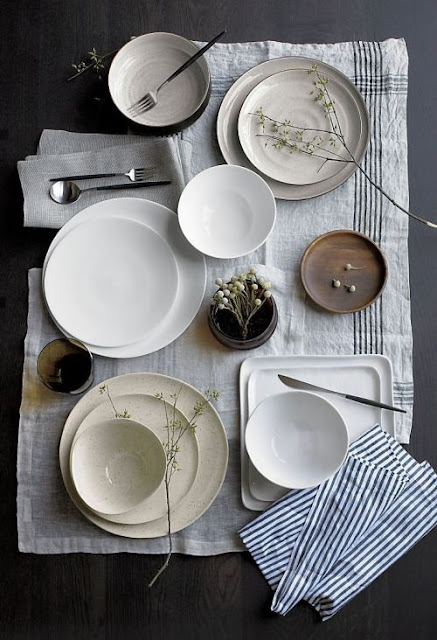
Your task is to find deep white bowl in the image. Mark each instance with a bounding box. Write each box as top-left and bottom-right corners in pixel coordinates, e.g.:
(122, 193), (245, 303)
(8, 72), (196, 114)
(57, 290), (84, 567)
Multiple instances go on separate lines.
(177, 165), (276, 259)
(108, 32), (210, 129)
(245, 391), (349, 489)
(70, 418), (167, 515)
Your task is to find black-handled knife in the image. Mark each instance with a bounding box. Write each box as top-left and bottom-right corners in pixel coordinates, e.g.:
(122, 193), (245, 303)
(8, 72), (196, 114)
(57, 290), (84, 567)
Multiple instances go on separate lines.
(277, 374), (407, 414)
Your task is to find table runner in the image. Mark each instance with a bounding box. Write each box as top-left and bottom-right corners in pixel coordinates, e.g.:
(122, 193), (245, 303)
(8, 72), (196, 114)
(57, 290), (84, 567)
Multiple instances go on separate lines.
(18, 38), (413, 554)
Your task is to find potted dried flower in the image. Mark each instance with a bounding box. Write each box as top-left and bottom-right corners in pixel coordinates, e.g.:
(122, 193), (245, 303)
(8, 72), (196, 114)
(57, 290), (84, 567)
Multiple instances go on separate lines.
(208, 267), (278, 350)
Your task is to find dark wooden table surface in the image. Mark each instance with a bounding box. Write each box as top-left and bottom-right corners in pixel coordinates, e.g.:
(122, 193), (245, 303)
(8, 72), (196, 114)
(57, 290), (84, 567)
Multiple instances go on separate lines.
(1, 1), (437, 638)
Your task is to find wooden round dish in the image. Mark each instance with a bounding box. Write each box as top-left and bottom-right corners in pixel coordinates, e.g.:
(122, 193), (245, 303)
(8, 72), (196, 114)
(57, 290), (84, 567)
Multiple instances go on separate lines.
(300, 230), (388, 313)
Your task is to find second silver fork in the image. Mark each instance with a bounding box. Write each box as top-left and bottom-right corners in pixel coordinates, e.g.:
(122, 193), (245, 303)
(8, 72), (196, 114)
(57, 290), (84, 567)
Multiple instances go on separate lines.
(49, 167), (156, 183)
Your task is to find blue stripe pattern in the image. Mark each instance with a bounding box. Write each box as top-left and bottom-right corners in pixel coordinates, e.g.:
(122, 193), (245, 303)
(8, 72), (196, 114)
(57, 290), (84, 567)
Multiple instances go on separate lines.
(239, 425), (437, 619)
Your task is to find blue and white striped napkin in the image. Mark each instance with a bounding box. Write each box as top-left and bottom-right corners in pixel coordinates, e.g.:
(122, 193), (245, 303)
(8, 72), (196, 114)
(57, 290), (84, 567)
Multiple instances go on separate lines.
(239, 425), (437, 620)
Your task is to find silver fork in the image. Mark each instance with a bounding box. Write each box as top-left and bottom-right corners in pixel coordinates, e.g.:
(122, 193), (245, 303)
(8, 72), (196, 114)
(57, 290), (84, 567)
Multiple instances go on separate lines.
(49, 167), (156, 182)
(128, 30), (225, 117)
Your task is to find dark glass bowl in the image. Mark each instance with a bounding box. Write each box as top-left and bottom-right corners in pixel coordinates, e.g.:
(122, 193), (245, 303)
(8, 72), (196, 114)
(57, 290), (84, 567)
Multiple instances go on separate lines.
(208, 297), (278, 350)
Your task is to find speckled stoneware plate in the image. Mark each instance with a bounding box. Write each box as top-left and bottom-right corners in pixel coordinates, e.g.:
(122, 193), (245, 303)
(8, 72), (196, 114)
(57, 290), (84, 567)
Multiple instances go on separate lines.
(237, 69), (363, 186)
(70, 394), (199, 525)
(217, 55), (369, 200)
(59, 373), (228, 538)
(108, 32), (210, 129)
(42, 198), (206, 358)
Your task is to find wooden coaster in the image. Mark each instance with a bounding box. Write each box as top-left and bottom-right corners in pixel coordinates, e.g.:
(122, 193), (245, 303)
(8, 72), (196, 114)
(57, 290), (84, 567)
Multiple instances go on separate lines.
(300, 230), (388, 313)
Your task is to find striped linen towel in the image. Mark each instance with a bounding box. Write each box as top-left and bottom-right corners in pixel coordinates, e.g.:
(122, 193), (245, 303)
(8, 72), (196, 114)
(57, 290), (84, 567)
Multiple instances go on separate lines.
(239, 425), (437, 620)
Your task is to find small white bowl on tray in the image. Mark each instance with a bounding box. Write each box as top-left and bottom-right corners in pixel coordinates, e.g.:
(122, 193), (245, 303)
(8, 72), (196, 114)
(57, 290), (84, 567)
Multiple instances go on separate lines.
(245, 390), (349, 490)
(70, 417), (167, 516)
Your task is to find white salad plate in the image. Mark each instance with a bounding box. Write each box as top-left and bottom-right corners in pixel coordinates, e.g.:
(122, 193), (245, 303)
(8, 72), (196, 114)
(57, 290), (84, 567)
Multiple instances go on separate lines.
(240, 354), (396, 510)
(178, 165), (276, 259)
(217, 56), (369, 200)
(70, 393), (199, 525)
(42, 198), (206, 358)
(59, 373), (228, 538)
(245, 391), (349, 489)
(70, 417), (167, 516)
(238, 69), (362, 186)
(108, 32), (210, 128)
(44, 217), (178, 348)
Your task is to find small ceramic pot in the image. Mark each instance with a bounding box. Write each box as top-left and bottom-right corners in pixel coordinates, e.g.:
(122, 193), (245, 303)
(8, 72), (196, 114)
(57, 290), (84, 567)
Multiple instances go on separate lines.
(208, 297), (278, 350)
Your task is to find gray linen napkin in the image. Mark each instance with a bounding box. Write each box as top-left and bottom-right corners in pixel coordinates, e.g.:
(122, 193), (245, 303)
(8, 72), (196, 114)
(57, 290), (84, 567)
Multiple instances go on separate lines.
(18, 134), (191, 228)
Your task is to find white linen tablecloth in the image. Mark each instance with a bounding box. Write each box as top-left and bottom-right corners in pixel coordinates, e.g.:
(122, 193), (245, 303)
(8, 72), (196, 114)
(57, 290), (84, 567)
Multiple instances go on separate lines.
(18, 38), (413, 554)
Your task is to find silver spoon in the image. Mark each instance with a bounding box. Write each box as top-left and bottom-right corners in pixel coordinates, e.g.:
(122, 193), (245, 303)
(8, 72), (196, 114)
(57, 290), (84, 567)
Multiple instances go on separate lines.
(49, 179), (171, 204)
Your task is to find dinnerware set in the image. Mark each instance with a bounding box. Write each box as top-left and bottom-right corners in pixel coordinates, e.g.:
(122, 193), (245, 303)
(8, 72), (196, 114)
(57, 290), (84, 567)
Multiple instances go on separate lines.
(39, 34), (397, 536)
(59, 372), (228, 538)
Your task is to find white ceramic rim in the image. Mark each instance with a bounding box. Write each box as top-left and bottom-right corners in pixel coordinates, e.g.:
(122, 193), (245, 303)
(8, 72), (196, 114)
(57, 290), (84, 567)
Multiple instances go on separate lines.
(59, 372), (229, 538)
(216, 55), (370, 201)
(108, 32), (211, 128)
(70, 417), (167, 516)
(245, 390), (349, 489)
(42, 198), (206, 358)
(177, 164), (277, 259)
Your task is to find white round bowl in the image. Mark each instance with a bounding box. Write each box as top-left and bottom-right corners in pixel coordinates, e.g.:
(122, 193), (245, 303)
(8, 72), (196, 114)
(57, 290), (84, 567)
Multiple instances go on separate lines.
(177, 165), (276, 259)
(245, 391), (349, 489)
(108, 32), (210, 129)
(70, 418), (167, 515)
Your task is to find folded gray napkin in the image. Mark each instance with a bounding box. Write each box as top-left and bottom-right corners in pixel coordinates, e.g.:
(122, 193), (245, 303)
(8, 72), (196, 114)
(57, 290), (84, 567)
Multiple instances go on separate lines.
(18, 131), (192, 228)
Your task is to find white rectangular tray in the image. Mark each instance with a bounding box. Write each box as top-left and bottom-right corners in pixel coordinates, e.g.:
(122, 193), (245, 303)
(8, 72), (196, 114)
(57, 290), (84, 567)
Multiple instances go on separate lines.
(239, 354), (395, 511)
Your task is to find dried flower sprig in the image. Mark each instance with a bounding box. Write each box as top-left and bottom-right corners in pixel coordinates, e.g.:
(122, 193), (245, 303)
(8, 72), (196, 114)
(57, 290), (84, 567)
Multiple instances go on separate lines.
(251, 63), (437, 229)
(98, 384), (131, 418)
(68, 46), (119, 82)
(98, 383), (220, 587)
(148, 388), (220, 587)
(212, 267), (272, 340)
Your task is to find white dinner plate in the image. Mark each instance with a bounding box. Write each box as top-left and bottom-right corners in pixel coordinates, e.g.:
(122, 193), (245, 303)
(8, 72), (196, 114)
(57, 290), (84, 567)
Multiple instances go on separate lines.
(44, 217), (178, 348)
(42, 198), (206, 358)
(59, 373), (229, 538)
(238, 69), (362, 185)
(217, 56), (369, 200)
(71, 393), (199, 525)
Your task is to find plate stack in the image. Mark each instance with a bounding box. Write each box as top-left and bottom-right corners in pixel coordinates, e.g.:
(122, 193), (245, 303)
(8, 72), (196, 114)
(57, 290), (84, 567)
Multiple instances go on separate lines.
(217, 56), (370, 200)
(60, 372), (229, 537)
(42, 198), (206, 358)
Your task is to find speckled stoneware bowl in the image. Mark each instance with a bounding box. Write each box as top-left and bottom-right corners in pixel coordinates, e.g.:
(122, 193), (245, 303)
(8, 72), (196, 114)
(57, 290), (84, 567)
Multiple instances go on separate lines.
(70, 417), (167, 516)
(59, 373), (228, 538)
(108, 32), (211, 133)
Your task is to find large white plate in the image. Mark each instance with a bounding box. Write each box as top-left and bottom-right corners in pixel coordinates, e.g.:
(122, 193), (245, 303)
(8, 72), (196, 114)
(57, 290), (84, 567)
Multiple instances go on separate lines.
(239, 355), (395, 510)
(238, 69), (362, 186)
(44, 217), (178, 348)
(42, 198), (206, 358)
(217, 56), (369, 200)
(59, 373), (229, 538)
(71, 393), (199, 525)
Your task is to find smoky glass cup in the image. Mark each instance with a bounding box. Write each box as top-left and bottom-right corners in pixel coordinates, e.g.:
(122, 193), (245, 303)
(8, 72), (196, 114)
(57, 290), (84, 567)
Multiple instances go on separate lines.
(37, 338), (94, 394)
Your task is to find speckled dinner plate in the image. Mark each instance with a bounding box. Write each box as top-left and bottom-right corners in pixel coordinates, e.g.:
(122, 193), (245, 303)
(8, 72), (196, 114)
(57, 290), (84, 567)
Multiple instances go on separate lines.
(59, 373), (228, 538)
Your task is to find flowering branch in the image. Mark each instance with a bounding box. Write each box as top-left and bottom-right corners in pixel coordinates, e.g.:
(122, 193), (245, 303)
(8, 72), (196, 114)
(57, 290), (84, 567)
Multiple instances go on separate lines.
(253, 63), (437, 229)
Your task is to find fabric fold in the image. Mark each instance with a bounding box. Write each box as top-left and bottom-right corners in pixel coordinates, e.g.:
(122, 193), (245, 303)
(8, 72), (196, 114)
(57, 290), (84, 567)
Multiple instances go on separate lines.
(240, 425), (437, 619)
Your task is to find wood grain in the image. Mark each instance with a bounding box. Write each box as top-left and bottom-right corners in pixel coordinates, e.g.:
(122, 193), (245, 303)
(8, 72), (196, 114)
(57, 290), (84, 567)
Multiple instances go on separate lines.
(301, 230), (387, 313)
(1, 0), (437, 638)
